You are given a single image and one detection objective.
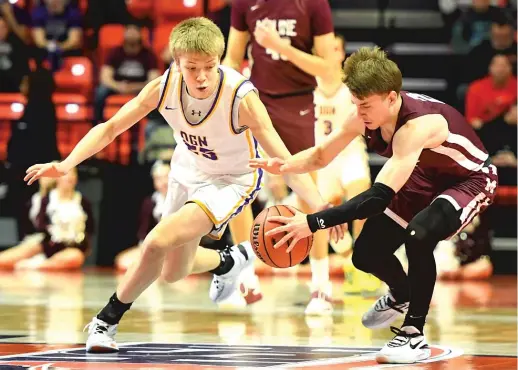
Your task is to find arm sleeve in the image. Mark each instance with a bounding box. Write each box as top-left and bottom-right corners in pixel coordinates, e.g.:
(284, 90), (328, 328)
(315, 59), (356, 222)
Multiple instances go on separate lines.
(307, 183), (395, 232)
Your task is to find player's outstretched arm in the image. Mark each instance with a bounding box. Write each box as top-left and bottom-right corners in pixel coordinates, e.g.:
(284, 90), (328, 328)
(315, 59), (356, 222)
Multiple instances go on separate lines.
(240, 92), (325, 210)
(305, 116), (448, 232)
(249, 106), (362, 174)
(25, 77), (161, 185)
(222, 27), (250, 71)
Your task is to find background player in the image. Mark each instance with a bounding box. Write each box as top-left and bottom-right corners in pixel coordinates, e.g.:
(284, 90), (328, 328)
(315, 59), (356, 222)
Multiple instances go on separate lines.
(223, 0), (340, 314)
(251, 46), (498, 364)
(312, 35), (379, 296)
(24, 17), (341, 353)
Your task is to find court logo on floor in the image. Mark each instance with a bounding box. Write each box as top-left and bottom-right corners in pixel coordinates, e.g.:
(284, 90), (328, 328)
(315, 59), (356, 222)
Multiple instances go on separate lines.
(0, 343), (462, 368)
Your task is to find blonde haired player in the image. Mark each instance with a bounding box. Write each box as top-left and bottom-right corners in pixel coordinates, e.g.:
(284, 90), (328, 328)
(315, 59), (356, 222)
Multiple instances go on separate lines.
(24, 17), (344, 352)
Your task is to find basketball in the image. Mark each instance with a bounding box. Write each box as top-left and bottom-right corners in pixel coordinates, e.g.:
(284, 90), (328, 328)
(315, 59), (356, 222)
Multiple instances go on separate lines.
(250, 205), (313, 268)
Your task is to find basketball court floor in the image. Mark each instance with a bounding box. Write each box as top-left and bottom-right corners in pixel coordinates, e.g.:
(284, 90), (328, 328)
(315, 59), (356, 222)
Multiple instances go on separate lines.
(0, 269), (515, 369)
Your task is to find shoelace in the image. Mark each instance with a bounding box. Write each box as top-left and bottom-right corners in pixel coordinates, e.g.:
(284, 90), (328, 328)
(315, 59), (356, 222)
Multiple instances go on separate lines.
(376, 295), (408, 313)
(83, 320), (109, 335)
(387, 326), (421, 347)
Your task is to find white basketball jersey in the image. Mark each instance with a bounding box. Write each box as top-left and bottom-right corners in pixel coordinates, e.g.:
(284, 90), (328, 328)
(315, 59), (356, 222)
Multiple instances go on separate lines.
(314, 82), (367, 157)
(157, 65), (260, 175)
(314, 83), (352, 144)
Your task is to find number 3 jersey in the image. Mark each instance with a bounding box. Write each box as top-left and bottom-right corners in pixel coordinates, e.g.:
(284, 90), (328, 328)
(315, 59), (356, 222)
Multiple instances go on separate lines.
(157, 65), (261, 175)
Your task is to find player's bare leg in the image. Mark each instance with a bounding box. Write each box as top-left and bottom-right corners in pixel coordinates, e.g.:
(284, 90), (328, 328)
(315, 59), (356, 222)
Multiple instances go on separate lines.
(84, 203), (255, 353)
(0, 238), (43, 270)
(303, 172), (333, 316)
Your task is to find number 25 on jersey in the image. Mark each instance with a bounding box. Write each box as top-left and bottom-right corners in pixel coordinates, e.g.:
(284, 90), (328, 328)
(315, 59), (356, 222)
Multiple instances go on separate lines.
(180, 131), (218, 161)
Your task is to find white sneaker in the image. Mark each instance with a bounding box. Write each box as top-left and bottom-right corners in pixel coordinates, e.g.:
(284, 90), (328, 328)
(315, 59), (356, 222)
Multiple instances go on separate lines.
(376, 326), (431, 364)
(240, 271), (263, 305)
(362, 292), (409, 329)
(210, 242), (255, 303)
(84, 317), (119, 353)
(305, 282), (333, 316)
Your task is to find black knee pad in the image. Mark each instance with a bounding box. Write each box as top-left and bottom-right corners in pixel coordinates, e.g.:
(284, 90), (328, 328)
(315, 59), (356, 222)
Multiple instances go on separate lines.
(406, 198), (462, 249)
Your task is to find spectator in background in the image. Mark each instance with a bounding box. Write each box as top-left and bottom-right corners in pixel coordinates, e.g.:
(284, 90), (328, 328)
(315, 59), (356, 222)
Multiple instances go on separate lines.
(466, 54), (517, 165)
(32, 0), (83, 70)
(0, 0), (31, 43)
(7, 65), (60, 166)
(451, 0), (506, 53)
(466, 17), (517, 81)
(0, 168), (93, 271)
(0, 16), (30, 92)
(114, 162), (170, 272)
(93, 24), (159, 125)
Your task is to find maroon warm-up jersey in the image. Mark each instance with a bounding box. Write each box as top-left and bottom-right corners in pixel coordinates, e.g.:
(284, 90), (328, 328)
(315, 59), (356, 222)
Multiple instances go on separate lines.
(231, 0), (334, 96)
(366, 91), (498, 228)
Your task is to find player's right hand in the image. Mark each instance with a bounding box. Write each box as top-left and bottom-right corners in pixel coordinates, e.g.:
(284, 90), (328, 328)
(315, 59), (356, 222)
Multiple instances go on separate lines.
(24, 162), (68, 185)
(249, 157), (285, 174)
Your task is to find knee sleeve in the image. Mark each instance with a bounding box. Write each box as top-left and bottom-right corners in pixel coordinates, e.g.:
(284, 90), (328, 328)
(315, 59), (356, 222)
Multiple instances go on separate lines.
(406, 198), (462, 252)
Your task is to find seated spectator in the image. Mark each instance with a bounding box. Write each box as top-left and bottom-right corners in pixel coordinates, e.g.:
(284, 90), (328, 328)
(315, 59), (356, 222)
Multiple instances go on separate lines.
(94, 24), (159, 125)
(465, 17), (517, 82)
(465, 54), (517, 160)
(31, 0), (83, 70)
(451, 0), (506, 54)
(0, 0), (31, 43)
(0, 168), (93, 270)
(7, 65), (60, 166)
(114, 161), (169, 272)
(0, 16), (29, 92)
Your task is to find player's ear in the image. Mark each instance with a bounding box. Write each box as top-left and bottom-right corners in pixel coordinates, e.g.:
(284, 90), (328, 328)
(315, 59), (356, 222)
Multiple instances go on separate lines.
(388, 91), (398, 106)
(174, 58), (181, 72)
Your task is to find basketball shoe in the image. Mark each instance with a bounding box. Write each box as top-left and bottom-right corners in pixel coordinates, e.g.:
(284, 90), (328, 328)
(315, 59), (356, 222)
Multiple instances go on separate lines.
(376, 326), (431, 363)
(210, 241), (255, 303)
(84, 317), (118, 353)
(362, 291), (409, 329)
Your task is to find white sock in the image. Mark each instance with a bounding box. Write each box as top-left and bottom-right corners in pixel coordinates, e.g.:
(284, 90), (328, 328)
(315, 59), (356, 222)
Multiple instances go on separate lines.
(310, 256), (329, 289)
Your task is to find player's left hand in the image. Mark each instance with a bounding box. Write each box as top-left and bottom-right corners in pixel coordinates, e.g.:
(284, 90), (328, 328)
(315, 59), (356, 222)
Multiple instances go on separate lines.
(266, 210), (312, 253)
(254, 23), (286, 53)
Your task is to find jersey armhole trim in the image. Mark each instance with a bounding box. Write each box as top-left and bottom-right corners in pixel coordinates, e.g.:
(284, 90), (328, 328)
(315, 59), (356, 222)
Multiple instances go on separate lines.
(157, 66), (172, 110)
(229, 79), (254, 135)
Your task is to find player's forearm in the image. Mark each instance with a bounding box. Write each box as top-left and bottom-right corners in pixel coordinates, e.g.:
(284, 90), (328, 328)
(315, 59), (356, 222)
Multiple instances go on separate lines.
(280, 45), (332, 79)
(222, 57), (242, 71)
(282, 146), (325, 173)
(282, 173), (325, 211)
(60, 123), (114, 171)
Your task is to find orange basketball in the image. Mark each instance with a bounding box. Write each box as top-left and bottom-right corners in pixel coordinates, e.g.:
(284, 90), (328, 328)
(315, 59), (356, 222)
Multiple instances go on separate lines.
(250, 205), (313, 268)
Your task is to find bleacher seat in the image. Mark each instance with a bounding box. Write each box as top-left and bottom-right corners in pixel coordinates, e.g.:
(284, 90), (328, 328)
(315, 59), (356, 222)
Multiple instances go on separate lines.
(208, 0), (227, 12)
(153, 23), (177, 71)
(53, 93), (88, 105)
(127, 0), (154, 19)
(153, 0), (203, 24)
(0, 120), (10, 161)
(105, 94), (135, 107)
(53, 57), (94, 98)
(98, 25), (150, 64)
(57, 104), (90, 122)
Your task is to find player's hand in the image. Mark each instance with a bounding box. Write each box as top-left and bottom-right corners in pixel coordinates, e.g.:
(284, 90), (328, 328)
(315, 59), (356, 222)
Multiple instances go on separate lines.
(249, 157), (285, 174)
(24, 162), (68, 185)
(254, 23), (287, 53)
(316, 203), (347, 244)
(266, 210), (312, 253)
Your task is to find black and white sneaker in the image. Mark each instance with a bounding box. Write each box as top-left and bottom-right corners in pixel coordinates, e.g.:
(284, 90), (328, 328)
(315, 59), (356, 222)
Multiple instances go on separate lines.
(362, 292), (409, 329)
(376, 326), (431, 364)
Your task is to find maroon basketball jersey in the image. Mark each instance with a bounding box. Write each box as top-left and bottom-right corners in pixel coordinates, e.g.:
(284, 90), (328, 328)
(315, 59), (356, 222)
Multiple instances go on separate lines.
(231, 0), (334, 96)
(366, 91), (490, 185)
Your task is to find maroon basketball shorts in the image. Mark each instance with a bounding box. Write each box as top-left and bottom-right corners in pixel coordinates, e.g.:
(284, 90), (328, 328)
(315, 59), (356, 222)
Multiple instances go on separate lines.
(259, 91), (315, 155)
(384, 164), (498, 239)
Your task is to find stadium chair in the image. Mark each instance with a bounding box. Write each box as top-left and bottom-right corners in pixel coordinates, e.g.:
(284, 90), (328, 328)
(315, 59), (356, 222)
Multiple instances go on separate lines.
(53, 57), (94, 98)
(9, 0), (25, 7)
(154, 0), (203, 24)
(98, 24), (150, 64)
(0, 94), (25, 105)
(0, 120), (10, 161)
(153, 23), (177, 71)
(208, 0), (227, 12)
(57, 104), (90, 122)
(127, 0), (154, 19)
(0, 102), (25, 121)
(495, 186), (518, 206)
(52, 93), (88, 105)
(105, 94), (135, 108)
